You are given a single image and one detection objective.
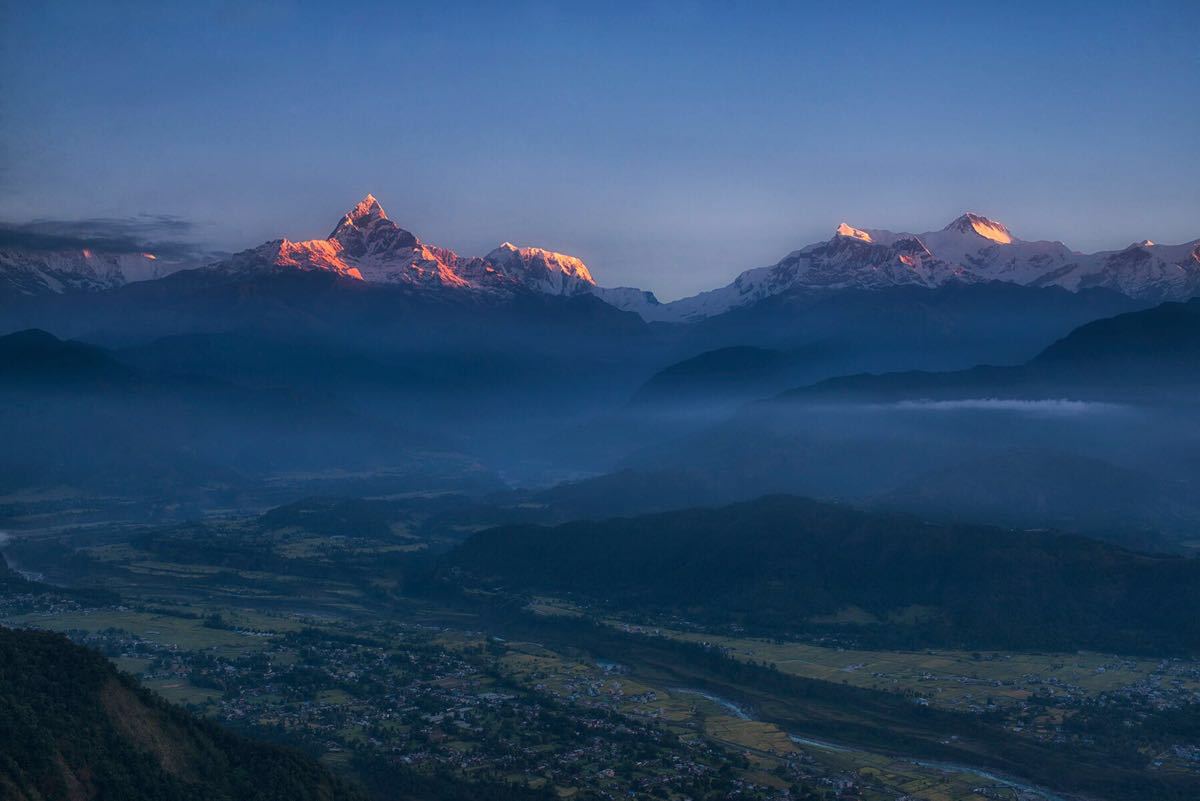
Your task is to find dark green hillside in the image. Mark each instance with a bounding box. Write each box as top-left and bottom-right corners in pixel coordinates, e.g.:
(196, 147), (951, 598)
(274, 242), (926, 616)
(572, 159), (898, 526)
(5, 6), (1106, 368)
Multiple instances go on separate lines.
(631, 346), (791, 405)
(256, 497), (398, 540)
(0, 626), (364, 801)
(449, 495), (1200, 653)
(0, 329), (131, 386)
(1033, 296), (1200, 373)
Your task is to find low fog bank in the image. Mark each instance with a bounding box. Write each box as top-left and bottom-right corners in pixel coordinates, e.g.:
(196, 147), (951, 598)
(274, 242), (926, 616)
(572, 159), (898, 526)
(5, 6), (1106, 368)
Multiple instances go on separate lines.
(887, 398), (1126, 414)
(2, 292), (1197, 548)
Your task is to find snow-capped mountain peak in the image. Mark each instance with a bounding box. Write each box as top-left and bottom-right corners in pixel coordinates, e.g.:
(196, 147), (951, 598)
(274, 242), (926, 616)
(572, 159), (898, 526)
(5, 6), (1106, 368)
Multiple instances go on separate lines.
(327, 195), (420, 260)
(346, 193), (386, 222)
(484, 242), (596, 287)
(329, 194), (390, 237)
(644, 214), (1199, 322)
(943, 212), (1014, 244)
(210, 196), (459, 288)
(202, 196), (619, 300)
(835, 222), (873, 242)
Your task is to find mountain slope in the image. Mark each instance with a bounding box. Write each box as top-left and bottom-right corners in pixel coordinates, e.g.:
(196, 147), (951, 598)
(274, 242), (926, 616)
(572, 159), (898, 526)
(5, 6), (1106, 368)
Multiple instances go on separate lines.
(783, 296), (1200, 402)
(448, 495), (1200, 652)
(649, 281), (1141, 392)
(1033, 296), (1200, 373)
(631, 282), (1140, 406)
(0, 626), (363, 801)
(0, 248), (182, 298)
(630, 346), (793, 405)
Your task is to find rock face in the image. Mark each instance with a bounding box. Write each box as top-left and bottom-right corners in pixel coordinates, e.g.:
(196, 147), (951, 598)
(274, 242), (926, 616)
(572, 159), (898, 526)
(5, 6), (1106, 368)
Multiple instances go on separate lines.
(0, 625), (364, 801)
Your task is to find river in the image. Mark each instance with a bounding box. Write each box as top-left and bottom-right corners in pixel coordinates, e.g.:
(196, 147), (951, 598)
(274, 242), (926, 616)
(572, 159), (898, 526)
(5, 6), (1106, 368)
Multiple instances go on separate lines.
(672, 686), (1072, 801)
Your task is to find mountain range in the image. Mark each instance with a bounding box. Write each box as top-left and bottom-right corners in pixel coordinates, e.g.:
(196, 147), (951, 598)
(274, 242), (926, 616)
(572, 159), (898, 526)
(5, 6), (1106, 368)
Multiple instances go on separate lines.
(655, 214), (1200, 321)
(0, 248), (178, 295)
(3, 195), (1198, 526)
(3, 197), (1197, 320)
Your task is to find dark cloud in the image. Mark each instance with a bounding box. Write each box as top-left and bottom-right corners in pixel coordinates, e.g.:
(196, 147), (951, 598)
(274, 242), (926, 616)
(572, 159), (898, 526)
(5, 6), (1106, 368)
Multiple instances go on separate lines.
(0, 215), (221, 263)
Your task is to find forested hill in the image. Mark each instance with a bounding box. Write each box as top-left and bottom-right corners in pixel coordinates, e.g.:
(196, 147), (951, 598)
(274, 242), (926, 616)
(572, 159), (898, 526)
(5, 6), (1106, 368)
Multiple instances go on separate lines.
(448, 495), (1200, 654)
(0, 626), (364, 801)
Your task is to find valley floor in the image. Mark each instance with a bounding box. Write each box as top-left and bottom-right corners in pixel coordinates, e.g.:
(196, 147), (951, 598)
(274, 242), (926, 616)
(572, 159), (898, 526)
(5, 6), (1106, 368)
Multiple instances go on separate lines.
(2, 493), (1199, 801)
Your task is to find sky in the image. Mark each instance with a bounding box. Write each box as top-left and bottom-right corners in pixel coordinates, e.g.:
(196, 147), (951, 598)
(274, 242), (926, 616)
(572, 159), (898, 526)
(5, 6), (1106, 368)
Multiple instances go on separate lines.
(1, 1), (1198, 300)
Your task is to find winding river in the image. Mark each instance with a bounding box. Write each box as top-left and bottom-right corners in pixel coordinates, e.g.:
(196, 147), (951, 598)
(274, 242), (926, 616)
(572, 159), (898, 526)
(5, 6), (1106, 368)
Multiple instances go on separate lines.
(672, 686), (1071, 801)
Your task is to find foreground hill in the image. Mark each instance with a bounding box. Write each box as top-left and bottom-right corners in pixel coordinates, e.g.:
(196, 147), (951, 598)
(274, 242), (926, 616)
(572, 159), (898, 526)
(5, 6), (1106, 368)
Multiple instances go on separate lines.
(0, 626), (363, 801)
(448, 495), (1200, 653)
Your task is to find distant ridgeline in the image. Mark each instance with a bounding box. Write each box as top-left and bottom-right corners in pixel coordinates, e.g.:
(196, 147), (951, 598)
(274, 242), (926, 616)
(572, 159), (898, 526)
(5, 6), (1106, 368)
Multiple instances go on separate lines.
(783, 296), (1200, 403)
(448, 495), (1200, 654)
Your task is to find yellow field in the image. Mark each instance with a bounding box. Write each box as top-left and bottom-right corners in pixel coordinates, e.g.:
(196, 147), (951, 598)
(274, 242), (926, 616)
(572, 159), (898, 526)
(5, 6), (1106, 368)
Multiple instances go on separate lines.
(1, 603), (312, 657)
(633, 625), (1189, 710)
(494, 639), (1046, 801)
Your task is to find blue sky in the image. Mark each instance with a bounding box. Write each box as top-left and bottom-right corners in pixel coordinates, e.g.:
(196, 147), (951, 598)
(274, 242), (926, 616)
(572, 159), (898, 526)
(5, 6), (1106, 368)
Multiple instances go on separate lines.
(2, 0), (1197, 299)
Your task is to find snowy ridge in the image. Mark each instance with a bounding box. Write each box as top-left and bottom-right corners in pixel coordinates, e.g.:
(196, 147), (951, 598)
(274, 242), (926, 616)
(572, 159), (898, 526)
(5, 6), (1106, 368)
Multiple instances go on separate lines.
(476, 243), (596, 296)
(0, 247), (183, 296)
(205, 195), (619, 301)
(649, 213), (1200, 322)
(3, 198), (1196, 321)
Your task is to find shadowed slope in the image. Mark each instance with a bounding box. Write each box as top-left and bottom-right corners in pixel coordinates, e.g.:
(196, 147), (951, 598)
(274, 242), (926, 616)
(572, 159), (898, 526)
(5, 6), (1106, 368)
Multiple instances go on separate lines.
(0, 626), (363, 801)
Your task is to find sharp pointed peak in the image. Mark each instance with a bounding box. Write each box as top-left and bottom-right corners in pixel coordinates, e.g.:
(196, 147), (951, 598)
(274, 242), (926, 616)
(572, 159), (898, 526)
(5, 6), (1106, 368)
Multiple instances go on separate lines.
(327, 194), (412, 243)
(345, 194), (387, 223)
